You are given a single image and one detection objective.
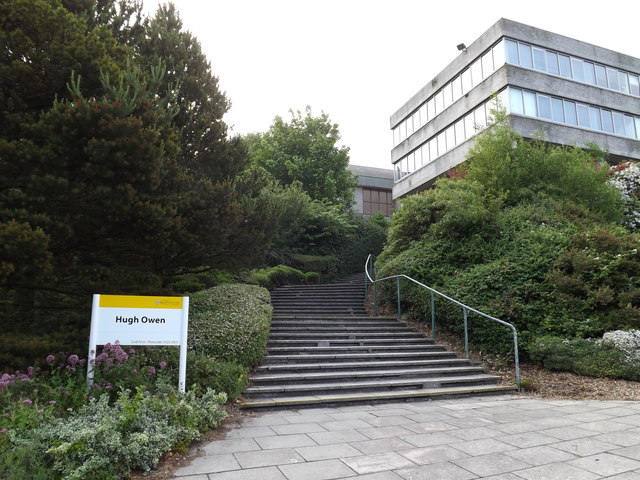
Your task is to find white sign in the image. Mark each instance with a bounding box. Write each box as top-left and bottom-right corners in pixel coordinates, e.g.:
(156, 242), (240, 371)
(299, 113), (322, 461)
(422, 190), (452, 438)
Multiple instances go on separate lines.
(88, 294), (189, 392)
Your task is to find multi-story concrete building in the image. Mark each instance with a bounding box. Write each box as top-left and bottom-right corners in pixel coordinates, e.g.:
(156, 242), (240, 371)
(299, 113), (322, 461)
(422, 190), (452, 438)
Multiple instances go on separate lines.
(391, 18), (640, 199)
(347, 164), (395, 217)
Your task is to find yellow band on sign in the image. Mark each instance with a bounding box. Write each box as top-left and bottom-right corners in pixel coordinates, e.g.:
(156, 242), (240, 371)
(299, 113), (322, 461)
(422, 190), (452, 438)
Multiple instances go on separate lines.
(99, 295), (183, 309)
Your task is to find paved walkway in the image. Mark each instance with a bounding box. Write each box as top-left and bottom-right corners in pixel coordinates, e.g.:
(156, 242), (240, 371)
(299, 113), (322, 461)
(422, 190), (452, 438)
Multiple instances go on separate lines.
(172, 395), (640, 479)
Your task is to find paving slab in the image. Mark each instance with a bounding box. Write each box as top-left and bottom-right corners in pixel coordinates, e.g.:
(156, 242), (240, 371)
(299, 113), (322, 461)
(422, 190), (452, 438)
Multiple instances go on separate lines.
(278, 459), (357, 480)
(395, 461), (478, 480)
(341, 452), (416, 474)
(451, 452), (532, 476)
(169, 396), (640, 479)
(350, 437), (415, 455)
(254, 433), (318, 449)
(513, 462), (600, 480)
(208, 466), (288, 480)
(503, 444), (577, 466)
(295, 443), (363, 461)
(357, 425), (415, 440)
(233, 448), (304, 469)
(271, 422), (328, 435)
(568, 452), (640, 476)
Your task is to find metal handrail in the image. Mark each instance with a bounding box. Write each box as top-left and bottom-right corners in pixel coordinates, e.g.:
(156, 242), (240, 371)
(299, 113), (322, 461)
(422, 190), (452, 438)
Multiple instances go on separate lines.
(364, 254), (520, 385)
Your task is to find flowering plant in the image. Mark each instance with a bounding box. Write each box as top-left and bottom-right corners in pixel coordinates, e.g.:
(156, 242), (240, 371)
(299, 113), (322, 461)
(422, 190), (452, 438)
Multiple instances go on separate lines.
(609, 162), (640, 231)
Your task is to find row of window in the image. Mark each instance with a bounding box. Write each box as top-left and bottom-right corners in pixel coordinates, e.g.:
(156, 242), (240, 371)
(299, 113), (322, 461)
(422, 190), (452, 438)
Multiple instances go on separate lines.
(393, 37), (640, 150)
(505, 39), (640, 98)
(393, 95), (504, 181)
(394, 85), (640, 183)
(509, 87), (640, 139)
(391, 39), (506, 147)
(362, 188), (394, 217)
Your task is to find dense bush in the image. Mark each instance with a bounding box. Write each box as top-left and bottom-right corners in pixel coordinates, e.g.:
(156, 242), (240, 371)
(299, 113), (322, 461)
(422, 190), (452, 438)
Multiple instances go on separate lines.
(376, 113), (636, 362)
(528, 332), (640, 381)
(246, 265), (319, 290)
(188, 283), (272, 368)
(4, 387), (226, 480)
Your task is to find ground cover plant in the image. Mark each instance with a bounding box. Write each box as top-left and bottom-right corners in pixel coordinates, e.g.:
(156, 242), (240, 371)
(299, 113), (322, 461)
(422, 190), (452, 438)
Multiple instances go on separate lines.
(0, 282), (270, 479)
(375, 110), (639, 379)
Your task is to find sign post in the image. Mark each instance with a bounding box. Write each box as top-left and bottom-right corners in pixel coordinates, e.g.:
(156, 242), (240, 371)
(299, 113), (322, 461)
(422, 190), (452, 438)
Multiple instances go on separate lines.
(88, 294), (189, 392)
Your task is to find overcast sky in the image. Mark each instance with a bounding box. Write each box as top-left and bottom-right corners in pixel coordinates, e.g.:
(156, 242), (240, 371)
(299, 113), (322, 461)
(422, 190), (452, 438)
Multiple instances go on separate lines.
(144, 0), (640, 169)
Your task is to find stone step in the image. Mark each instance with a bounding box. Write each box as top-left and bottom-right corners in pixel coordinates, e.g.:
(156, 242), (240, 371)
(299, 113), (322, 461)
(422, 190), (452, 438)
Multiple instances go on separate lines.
(256, 357), (471, 372)
(250, 366), (487, 384)
(271, 314), (395, 319)
(243, 374), (502, 397)
(269, 325), (414, 333)
(267, 344), (444, 354)
(267, 337), (435, 347)
(263, 350), (457, 364)
(239, 385), (517, 409)
(268, 331), (424, 339)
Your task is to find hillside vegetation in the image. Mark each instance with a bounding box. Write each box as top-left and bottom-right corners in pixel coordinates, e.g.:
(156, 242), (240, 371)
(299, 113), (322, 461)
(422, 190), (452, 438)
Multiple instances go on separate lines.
(376, 112), (640, 379)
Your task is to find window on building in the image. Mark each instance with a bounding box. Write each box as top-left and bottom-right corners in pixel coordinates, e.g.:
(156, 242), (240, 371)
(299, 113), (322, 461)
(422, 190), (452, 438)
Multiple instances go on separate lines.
(363, 188), (393, 217)
(564, 100), (577, 125)
(602, 110), (614, 133)
(532, 47), (547, 71)
(461, 68), (472, 94)
(471, 59), (483, 86)
(505, 39), (519, 64)
(619, 71), (630, 94)
(559, 54), (572, 78)
(583, 62), (596, 85)
(546, 51), (559, 75)
(523, 91), (537, 116)
(571, 58), (585, 82)
(577, 103), (590, 127)
(481, 51), (494, 79)
(595, 64), (608, 87)
(551, 97), (564, 122)
(518, 43), (533, 68)
(630, 75), (640, 96)
(589, 106), (602, 130)
(538, 95), (552, 119)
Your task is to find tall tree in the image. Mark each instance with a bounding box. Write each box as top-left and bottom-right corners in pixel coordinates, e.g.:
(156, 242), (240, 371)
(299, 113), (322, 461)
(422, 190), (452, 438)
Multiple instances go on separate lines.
(248, 107), (357, 209)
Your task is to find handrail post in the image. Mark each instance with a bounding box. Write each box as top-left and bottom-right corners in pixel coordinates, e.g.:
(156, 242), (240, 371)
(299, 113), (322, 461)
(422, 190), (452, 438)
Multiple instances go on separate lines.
(430, 291), (436, 340)
(513, 329), (520, 385)
(396, 277), (401, 320)
(463, 308), (469, 359)
(373, 282), (378, 316)
(364, 270), (368, 302)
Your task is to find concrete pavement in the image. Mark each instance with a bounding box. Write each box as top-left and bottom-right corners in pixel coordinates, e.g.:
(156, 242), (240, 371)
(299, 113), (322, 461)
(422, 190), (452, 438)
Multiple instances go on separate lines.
(172, 395), (640, 479)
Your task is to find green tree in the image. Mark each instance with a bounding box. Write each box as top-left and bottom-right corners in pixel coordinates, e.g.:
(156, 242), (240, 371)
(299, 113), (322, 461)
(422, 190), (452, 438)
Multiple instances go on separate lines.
(248, 107), (357, 208)
(0, 0), (126, 136)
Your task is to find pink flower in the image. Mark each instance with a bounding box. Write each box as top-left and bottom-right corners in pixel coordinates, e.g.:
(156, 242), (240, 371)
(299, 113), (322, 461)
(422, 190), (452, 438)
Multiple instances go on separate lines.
(46, 355), (55, 363)
(159, 361), (167, 369)
(147, 367), (156, 376)
(49, 400), (57, 405)
(0, 428), (8, 435)
(22, 399), (33, 405)
(67, 354), (79, 365)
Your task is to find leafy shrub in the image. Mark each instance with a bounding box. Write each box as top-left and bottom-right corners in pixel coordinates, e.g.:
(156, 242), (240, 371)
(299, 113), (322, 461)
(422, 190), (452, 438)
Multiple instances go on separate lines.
(548, 229), (640, 335)
(376, 115), (635, 361)
(528, 333), (640, 381)
(609, 162), (640, 231)
(246, 265), (318, 290)
(188, 284), (272, 368)
(187, 354), (248, 401)
(336, 214), (388, 276)
(5, 387), (227, 480)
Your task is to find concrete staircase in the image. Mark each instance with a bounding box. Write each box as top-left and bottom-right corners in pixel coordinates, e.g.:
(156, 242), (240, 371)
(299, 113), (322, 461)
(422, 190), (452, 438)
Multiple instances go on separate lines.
(239, 275), (515, 409)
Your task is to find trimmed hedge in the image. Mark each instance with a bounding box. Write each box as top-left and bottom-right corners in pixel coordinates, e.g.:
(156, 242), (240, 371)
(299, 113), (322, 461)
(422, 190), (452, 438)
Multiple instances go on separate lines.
(246, 265), (319, 290)
(188, 284), (272, 368)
